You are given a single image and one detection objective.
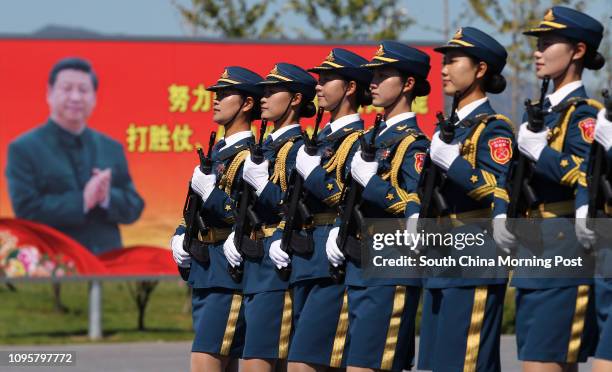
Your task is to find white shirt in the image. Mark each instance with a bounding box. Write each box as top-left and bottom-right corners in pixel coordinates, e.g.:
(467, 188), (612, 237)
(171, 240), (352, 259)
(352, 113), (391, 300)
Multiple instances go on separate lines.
(270, 124), (301, 141)
(219, 130), (253, 152)
(546, 80), (583, 109)
(328, 113), (361, 134)
(379, 112), (416, 136)
(456, 97), (488, 122)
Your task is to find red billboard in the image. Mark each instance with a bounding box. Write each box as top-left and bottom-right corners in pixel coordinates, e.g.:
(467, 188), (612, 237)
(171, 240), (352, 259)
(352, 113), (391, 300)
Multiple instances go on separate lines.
(0, 38), (443, 278)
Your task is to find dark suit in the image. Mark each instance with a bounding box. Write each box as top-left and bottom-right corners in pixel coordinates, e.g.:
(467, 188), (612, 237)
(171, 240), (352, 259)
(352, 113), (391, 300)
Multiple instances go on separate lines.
(6, 119), (144, 254)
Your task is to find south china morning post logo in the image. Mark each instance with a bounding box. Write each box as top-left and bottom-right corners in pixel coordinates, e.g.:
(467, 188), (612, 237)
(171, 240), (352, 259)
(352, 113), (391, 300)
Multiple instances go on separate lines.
(362, 218), (592, 280)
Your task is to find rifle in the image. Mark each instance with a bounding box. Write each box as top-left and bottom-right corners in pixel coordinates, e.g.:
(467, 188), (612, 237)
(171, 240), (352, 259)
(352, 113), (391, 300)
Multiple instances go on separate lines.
(278, 108), (324, 280)
(330, 113), (383, 283)
(586, 89), (612, 228)
(417, 91), (460, 220)
(178, 132), (216, 281)
(506, 77), (550, 231)
(229, 120), (268, 282)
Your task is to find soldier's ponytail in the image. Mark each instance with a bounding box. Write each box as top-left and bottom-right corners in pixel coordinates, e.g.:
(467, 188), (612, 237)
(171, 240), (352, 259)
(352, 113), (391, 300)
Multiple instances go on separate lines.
(300, 100), (317, 118)
(484, 73), (506, 94)
(414, 78), (431, 97)
(355, 83), (373, 107)
(584, 51), (605, 70)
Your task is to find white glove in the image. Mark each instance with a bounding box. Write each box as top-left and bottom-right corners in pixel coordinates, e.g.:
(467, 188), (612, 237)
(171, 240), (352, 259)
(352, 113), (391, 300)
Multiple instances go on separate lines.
(223, 232), (242, 268)
(269, 239), (291, 269)
(575, 205), (597, 249)
(171, 233), (191, 268)
(351, 151), (378, 187)
(326, 227), (345, 267)
(191, 166), (216, 202)
(430, 131), (461, 171)
(595, 109), (612, 151)
(517, 122), (549, 162)
(296, 145), (321, 179)
(243, 155), (270, 196)
(492, 214), (517, 255)
(405, 213), (420, 252)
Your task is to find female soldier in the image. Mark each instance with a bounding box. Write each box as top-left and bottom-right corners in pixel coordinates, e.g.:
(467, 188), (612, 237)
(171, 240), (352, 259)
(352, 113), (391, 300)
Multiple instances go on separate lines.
(419, 28), (514, 372)
(170, 66), (264, 372)
(223, 63), (316, 372)
(267, 48), (372, 371)
(496, 6), (605, 371)
(326, 41), (431, 372)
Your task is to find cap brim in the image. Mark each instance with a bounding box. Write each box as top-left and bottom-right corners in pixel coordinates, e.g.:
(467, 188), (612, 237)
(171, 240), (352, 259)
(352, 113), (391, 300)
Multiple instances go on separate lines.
(207, 83), (263, 97)
(361, 61), (389, 69)
(206, 82), (233, 91)
(433, 44), (467, 54)
(523, 27), (556, 36)
(256, 79), (287, 86)
(307, 66), (335, 73)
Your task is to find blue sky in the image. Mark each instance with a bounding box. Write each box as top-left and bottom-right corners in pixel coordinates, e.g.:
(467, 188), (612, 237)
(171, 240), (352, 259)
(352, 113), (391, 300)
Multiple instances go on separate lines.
(0, 0), (608, 42)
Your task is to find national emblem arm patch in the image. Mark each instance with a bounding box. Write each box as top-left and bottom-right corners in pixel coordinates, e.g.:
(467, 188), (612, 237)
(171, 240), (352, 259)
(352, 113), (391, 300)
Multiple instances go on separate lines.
(577, 117), (596, 143)
(488, 137), (513, 165)
(414, 152), (426, 173)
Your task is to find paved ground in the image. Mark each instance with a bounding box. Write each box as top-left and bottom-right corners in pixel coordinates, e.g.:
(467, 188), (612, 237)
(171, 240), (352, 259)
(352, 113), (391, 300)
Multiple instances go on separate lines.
(0, 336), (594, 371)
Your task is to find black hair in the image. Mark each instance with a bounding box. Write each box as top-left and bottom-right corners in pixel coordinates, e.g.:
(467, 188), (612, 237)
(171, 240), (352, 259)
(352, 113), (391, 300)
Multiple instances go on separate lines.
(299, 100), (317, 118)
(355, 82), (373, 107)
(483, 73), (506, 94)
(239, 93), (262, 121)
(48, 57), (98, 90)
(392, 66), (430, 98)
(413, 78), (431, 97)
(466, 55), (506, 94)
(556, 36), (605, 71)
(584, 50), (605, 70)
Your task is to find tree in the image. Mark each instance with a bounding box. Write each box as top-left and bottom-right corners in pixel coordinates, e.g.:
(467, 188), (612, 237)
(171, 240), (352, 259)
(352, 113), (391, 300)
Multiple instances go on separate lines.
(174, 0), (284, 39)
(128, 280), (159, 331)
(287, 0), (413, 40)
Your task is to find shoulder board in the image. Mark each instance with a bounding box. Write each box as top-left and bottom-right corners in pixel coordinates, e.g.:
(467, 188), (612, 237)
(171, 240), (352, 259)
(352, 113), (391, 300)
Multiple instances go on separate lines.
(463, 113), (513, 129)
(483, 113), (513, 127)
(552, 97), (604, 113)
(380, 127), (424, 148)
(271, 133), (302, 151)
(405, 127), (426, 137)
(218, 143), (248, 161)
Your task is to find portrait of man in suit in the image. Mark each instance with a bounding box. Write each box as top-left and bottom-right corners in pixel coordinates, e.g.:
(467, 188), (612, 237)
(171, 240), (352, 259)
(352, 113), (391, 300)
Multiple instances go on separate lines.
(6, 57), (145, 255)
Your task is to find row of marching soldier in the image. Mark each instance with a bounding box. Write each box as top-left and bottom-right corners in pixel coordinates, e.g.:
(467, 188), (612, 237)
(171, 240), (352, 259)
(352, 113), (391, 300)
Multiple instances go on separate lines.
(170, 6), (612, 372)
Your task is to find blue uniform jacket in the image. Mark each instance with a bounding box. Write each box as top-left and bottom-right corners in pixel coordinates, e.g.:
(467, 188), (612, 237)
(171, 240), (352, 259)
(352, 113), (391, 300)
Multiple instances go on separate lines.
(174, 135), (254, 290)
(6, 120), (144, 254)
(285, 119), (364, 284)
(344, 116), (429, 287)
(424, 100), (515, 288)
(512, 86), (599, 289)
(244, 126), (303, 293)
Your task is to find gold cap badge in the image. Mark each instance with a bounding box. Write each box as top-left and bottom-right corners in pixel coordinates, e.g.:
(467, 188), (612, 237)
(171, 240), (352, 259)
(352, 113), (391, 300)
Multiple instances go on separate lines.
(544, 8), (554, 22)
(453, 28), (463, 40)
